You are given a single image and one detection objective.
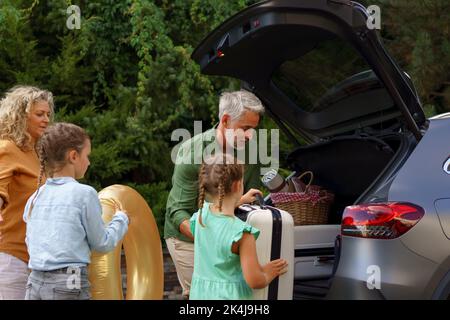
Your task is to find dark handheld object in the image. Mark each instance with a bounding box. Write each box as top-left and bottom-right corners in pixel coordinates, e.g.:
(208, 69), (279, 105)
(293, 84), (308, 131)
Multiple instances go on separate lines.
(255, 193), (266, 208)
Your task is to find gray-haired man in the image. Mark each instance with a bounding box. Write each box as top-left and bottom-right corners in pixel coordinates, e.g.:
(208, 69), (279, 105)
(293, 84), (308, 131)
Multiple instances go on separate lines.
(164, 90), (265, 298)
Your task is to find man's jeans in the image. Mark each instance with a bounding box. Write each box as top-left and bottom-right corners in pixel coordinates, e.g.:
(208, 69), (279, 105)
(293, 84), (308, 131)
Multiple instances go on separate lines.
(25, 266), (91, 300)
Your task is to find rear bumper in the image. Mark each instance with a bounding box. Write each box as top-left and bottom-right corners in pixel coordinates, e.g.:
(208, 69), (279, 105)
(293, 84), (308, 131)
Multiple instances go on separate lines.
(326, 236), (438, 300)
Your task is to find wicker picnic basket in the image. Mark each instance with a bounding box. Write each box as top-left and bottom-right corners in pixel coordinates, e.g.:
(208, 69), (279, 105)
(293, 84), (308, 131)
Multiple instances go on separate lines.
(270, 171), (334, 226)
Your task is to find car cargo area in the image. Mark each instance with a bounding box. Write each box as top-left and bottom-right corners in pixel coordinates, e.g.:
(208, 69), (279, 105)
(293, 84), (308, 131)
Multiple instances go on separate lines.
(287, 134), (402, 224)
(283, 133), (405, 299)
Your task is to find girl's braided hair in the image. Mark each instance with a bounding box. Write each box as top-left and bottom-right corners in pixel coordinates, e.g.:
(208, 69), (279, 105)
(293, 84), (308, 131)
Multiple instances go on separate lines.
(27, 122), (89, 218)
(197, 153), (244, 226)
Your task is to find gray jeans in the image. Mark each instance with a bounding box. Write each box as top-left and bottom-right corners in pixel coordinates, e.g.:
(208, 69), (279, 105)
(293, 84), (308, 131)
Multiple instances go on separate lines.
(25, 266), (91, 300)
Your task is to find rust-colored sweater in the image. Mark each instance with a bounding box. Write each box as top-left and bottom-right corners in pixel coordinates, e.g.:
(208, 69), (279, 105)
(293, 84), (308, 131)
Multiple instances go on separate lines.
(0, 140), (42, 263)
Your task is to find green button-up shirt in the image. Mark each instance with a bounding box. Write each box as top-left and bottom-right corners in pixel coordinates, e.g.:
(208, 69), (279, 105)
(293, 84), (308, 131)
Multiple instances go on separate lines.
(164, 127), (262, 242)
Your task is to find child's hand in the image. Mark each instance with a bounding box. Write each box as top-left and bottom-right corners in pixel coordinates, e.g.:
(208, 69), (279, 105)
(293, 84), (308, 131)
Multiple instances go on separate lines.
(112, 200), (123, 212)
(239, 188), (263, 205)
(262, 259), (288, 285)
(113, 202), (129, 224)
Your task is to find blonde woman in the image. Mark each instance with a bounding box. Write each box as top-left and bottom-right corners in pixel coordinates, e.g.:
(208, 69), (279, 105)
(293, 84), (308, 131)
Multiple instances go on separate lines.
(0, 86), (54, 299)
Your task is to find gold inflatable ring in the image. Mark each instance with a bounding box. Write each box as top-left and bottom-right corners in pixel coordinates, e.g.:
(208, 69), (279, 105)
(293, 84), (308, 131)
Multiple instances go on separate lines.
(88, 185), (164, 299)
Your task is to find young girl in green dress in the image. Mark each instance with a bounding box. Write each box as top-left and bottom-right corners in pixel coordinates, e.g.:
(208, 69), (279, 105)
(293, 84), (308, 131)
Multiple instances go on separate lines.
(189, 154), (288, 300)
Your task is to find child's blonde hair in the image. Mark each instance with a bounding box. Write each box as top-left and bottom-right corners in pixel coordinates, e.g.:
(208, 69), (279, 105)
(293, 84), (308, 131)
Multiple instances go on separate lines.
(27, 122), (89, 218)
(197, 153), (244, 226)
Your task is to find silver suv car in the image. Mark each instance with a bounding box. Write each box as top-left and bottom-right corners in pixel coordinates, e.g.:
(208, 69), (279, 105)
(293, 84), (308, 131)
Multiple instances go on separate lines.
(192, 0), (450, 299)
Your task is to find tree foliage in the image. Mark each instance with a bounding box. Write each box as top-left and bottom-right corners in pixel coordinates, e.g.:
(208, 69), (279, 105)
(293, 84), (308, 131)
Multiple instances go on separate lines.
(364, 0), (450, 113)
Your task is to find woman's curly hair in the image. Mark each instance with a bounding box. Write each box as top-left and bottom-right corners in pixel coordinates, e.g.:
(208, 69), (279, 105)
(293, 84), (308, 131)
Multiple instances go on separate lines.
(0, 85), (54, 151)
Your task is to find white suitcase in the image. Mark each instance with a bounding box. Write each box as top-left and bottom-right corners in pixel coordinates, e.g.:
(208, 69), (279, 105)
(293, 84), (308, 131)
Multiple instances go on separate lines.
(237, 201), (294, 300)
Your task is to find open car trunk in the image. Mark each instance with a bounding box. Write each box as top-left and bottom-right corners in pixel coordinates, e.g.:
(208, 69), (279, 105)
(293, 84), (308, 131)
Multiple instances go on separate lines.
(287, 134), (399, 224)
(191, 0), (425, 141)
(286, 132), (409, 299)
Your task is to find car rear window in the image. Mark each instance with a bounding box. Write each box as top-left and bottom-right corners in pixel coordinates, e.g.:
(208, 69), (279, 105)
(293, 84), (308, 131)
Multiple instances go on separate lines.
(272, 37), (377, 113)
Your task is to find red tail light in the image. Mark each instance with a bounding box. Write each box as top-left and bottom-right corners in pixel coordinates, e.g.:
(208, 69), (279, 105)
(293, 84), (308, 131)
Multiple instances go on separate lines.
(341, 202), (424, 239)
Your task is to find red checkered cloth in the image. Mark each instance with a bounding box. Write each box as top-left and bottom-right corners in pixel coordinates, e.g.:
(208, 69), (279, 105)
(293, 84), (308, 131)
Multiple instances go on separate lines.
(270, 190), (334, 206)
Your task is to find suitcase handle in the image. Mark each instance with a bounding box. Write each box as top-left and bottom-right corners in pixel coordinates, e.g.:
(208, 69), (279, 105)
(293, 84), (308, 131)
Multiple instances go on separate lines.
(255, 193), (266, 209)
